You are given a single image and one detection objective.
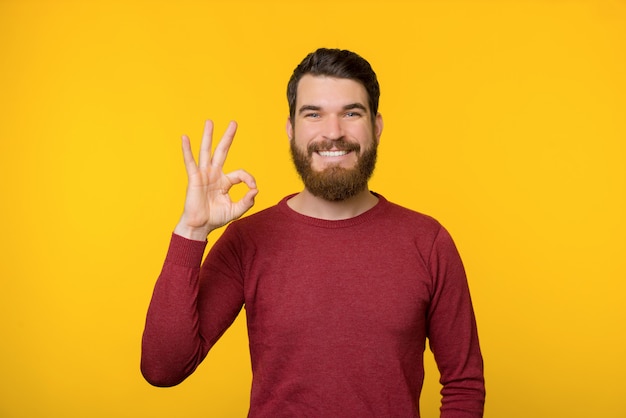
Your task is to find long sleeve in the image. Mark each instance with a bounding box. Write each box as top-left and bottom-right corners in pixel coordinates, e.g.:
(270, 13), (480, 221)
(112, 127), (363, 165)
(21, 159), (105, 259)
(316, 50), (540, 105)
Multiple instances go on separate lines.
(141, 196), (485, 417)
(427, 227), (485, 417)
(140, 232), (244, 387)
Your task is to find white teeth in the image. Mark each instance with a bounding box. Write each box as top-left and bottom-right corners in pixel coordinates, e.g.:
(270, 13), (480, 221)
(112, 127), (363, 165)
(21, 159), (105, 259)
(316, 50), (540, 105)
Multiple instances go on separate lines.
(318, 150), (348, 157)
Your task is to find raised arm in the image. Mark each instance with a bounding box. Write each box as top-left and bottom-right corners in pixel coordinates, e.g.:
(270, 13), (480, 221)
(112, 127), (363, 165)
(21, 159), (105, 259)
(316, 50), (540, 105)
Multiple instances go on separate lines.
(141, 120), (256, 387)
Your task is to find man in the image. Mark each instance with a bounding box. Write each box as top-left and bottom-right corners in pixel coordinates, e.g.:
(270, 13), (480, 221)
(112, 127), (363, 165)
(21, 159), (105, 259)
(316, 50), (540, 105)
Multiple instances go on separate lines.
(142, 48), (485, 417)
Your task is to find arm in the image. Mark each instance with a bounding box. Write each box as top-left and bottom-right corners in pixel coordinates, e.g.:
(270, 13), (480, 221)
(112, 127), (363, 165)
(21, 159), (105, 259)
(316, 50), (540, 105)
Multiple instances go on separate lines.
(141, 120), (257, 386)
(427, 227), (485, 417)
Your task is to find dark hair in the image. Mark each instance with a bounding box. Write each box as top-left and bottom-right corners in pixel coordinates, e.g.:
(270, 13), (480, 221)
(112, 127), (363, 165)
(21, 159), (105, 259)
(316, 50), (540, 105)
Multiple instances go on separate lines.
(287, 48), (380, 123)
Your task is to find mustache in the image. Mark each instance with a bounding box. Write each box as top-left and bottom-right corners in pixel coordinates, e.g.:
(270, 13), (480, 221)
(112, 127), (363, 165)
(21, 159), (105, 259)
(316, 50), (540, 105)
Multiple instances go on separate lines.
(307, 139), (361, 154)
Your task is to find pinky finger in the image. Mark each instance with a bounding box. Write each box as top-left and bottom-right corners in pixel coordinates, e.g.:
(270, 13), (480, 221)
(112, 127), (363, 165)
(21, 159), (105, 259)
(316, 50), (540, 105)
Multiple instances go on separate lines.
(181, 135), (198, 176)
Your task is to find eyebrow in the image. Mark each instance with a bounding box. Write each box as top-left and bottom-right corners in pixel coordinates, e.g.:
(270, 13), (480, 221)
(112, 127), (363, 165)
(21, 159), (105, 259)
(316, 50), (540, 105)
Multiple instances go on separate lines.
(298, 105), (322, 114)
(298, 103), (368, 114)
(343, 103), (368, 112)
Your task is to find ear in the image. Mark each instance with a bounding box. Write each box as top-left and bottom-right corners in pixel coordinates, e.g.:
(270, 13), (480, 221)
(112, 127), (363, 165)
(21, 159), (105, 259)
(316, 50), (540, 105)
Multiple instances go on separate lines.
(286, 117), (294, 141)
(374, 113), (383, 143)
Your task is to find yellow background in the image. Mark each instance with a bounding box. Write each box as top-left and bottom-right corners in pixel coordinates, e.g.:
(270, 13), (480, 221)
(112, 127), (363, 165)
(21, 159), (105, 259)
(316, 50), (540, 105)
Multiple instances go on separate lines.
(1, 0), (625, 417)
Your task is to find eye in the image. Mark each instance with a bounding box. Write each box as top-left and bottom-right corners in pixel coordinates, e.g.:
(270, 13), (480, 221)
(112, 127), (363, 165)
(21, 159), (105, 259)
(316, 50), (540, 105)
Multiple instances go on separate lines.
(345, 111), (362, 118)
(304, 112), (320, 119)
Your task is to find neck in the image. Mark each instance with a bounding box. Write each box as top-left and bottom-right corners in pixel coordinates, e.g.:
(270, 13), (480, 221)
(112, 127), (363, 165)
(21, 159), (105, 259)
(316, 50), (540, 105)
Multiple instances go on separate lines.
(287, 188), (379, 220)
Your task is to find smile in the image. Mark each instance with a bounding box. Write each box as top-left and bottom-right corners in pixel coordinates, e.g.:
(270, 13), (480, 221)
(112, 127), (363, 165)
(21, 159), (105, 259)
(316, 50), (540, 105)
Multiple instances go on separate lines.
(317, 150), (350, 157)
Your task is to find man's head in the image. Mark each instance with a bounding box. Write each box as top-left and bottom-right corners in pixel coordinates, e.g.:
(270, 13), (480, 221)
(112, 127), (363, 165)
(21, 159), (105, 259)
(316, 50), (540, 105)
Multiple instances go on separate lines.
(286, 49), (383, 202)
(287, 48), (380, 125)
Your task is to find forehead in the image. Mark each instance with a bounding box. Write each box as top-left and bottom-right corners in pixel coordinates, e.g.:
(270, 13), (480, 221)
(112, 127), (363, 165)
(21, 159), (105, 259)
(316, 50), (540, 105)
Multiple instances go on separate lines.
(296, 74), (369, 108)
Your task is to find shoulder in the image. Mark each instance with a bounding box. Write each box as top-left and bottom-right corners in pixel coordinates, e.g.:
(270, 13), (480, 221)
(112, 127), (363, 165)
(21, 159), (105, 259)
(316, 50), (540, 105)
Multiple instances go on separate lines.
(378, 197), (464, 263)
(225, 197), (290, 235)
(374, 195), (463, 255)
(377, 195), (443, 233)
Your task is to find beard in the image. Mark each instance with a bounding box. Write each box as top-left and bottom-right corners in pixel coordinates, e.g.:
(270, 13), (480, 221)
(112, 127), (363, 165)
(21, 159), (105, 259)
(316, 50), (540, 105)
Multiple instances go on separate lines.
(290, 136), (378, 202)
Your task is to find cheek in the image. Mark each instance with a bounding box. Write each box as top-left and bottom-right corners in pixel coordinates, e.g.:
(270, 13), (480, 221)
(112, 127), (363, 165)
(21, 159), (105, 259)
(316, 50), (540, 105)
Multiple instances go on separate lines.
(293, 125), (321, 146)
(295, 123), (319, 137)
(347, 122), (374, 136)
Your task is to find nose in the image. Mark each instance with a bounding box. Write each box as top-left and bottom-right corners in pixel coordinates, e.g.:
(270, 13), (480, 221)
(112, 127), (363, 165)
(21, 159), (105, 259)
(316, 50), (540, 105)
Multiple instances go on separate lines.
(322, 115), (344, 141)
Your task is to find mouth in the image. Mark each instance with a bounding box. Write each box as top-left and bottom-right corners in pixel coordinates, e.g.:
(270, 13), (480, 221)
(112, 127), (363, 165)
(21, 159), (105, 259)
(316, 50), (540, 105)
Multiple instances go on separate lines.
(317, 150), (350, 157)
(309, 139), (360, 158)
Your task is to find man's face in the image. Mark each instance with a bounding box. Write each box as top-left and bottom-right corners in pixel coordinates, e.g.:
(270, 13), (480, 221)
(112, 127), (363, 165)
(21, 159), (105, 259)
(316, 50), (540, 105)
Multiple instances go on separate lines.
(286, 75), (383, 201)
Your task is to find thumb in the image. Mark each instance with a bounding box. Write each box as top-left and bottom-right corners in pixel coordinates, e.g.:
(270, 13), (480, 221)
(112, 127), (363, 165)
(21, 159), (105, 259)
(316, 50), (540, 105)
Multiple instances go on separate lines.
(231, 188), (258, 219)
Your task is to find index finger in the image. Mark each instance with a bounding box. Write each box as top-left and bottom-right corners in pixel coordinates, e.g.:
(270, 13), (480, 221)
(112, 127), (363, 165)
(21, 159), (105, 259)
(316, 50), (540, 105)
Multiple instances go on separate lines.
(210, 120), (238, 170)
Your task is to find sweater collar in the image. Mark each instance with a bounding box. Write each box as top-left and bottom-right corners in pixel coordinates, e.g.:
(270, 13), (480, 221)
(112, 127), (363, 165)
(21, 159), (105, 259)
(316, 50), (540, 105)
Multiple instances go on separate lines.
(277, 192), (388, 228)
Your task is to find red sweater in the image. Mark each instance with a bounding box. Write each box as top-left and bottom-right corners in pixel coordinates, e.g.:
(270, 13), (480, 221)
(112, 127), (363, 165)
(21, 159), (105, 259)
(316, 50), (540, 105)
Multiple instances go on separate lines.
(142, 194), (485, 417)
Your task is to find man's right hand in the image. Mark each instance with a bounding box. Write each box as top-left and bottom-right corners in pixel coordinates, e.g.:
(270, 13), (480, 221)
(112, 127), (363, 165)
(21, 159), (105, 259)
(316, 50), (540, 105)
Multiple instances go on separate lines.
(174, 120), (258, 241)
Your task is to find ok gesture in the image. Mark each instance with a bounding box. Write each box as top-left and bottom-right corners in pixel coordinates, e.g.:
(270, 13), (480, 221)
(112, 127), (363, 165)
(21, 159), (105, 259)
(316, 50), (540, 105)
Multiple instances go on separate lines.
(174, 120), (258, 241)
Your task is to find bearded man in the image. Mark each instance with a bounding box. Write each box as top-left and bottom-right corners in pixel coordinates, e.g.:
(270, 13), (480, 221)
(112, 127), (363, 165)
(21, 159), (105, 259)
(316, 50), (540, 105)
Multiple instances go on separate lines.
(141, 48), (485, 418)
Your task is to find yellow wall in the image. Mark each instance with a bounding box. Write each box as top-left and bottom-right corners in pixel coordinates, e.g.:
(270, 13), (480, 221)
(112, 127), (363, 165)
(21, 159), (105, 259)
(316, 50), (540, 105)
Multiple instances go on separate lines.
(1, 0), (624, 416)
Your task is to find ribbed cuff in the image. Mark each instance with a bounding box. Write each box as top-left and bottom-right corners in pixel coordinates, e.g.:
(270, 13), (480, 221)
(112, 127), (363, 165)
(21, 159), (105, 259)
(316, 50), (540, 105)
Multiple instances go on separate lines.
(164, 233), (208, 268)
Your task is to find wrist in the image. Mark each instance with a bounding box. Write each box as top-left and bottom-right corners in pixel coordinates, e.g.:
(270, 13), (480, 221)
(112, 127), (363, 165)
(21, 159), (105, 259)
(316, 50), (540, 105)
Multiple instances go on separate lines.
(173, 221), (211, 241)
